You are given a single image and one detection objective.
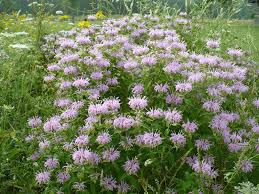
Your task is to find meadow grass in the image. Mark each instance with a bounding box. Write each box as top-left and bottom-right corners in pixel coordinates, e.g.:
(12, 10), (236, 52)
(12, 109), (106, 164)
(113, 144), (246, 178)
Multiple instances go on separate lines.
(0, 15), (258, 193)
(200, 20), (259, 61)
(230, 23), (259, 52)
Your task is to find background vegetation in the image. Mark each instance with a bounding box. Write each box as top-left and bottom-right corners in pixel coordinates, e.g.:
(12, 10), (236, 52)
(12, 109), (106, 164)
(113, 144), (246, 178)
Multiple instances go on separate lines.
(0, 0), (259, 18)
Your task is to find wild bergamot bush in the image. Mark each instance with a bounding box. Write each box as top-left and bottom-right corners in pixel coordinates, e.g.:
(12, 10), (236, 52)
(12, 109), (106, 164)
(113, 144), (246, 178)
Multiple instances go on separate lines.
(25, 13), (258, 193)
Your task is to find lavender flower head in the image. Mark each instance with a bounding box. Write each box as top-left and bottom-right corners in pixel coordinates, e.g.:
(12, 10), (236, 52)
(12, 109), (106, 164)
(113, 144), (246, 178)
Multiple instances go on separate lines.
(123, 158), (140, 175)
(100, 176), (117, 191)
(164, 109), (182, 124)
(154, 83), (169, 93)
(96, 132), (111, 145)
(72, 149), (100, 165)
(35, 171), (51, 184)
(132, 84), (144, 95)
(73, 182), (86, 191)
(146, 108), (164, 119)
(182, 121), (198, 133)
(240, 160), (253, 173)
(57, 172), (70, 184)
(44, 157), (59, 169)
(195, 139), (211, 151)
(113, 116), (135, 129)
(102, 147), (120, 162)
(141, 56), (157, 66)
(206, 39), (220, 49)
(43, 116), (62, 132)
(28, 116), (42, 128)
(128, 96), (148, 110)
(117, 181), (130, 193)
(74, 135), (89, 147)
(136, 132), (162, 148)
(227, 48), (244, 58)
(252, 99), (259, 108)
(170, 133), (186, 147)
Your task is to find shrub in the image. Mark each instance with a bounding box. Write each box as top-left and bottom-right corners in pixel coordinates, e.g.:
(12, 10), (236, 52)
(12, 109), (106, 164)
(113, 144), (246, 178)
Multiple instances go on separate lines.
(25, 13), (258, 193)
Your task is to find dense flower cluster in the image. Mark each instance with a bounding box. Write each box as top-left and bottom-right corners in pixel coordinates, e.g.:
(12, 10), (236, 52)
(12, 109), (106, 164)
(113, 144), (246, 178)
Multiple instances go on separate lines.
(26, 13), (258, 193)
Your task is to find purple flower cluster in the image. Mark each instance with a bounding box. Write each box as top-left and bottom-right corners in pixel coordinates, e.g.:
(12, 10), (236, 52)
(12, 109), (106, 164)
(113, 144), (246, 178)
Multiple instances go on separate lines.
(27, 14), (257, 193)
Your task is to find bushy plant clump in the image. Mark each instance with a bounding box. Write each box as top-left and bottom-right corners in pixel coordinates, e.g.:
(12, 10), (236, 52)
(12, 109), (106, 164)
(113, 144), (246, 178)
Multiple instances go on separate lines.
(25, 13), (258, 193)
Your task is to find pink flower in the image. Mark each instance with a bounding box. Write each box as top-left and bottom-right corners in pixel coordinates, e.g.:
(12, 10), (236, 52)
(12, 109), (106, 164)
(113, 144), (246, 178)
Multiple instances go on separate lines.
(60, 39), (77, 49)
(100, 176), (117, 191)
(76, 36), (91, 45)
(96, 132), (111, 145)
(195, 139), (211, 151)
(240, 160), (253, 173)
(44, 75), (55, 82)
(128, 96), (148, 110)
(59, 81), (72, 90)
(74, 135), (89, 146)
(123, 159), (140, 175)
(165, 94), (183, 105)
(253, 99), (259, 108)
(54, 98), (73, 108)
(227, 48), (244, 58)
(206, 40), (220, 49)
(141, 56), (157, 66)
(88, 103), (109, 116)
(136, 132), (162, 148)
(163, 61), (182, 74)
(154, 83), (169, 93)
(102, 148), (120, 162)
(132, 84), (144, 95)
(43, 116), (62, 132)
(203, 100), (221, 113)
(35, 171), (51, 184)
(73, 78), (89, 88)
(103, 98), (120, 112)
(72, 149), (100, 165)
(59, 54), (79, 64)
(117, 181), (130, 193)
(57, 172), (70, 184)
(60, 108), (78, 119)
(175, 82), (192, 92)
(123, 60), (139, 70)
(164, 109), (182, 124)
(44, 158), (59, 169)
(171, 41), (186, 51)
(149, 29), (164, 38)
(47, 64), (61, 72)
(28, 116), (42, 128)
(113, 116), (135, 129)
(90, 71), (103, 80)
(107, 77), (118, 86)
(39, 140), (50, 150)
(170, 133), (186, 147)
(182, 121), (198, 133)
(64, 66), (78, 75)
(73, 182), (86, 191)
(146, 108), (164, 119)
(132, 46), (149, 55)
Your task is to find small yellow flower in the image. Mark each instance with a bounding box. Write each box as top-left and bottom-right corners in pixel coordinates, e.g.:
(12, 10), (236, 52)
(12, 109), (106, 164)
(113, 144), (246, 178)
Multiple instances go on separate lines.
(96, 11), (105, 19)
(78, 20), (90, 28)
(59, 15), (70, 21)
(12, 11), (18, 17)
(18, 14), (26, 21)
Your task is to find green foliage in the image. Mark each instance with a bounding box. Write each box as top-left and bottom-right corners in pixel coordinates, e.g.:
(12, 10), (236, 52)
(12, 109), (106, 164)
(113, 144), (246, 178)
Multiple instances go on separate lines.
(0, 10), (74, 193)
(89, 0), (177, 16)
(234, 182), (259, 194)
